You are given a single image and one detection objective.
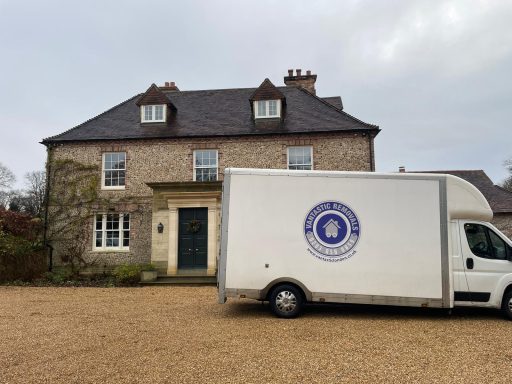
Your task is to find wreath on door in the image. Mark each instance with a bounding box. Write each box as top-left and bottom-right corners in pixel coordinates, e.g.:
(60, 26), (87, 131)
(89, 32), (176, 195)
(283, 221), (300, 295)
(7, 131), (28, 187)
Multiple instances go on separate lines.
(186, 219), (201, 233)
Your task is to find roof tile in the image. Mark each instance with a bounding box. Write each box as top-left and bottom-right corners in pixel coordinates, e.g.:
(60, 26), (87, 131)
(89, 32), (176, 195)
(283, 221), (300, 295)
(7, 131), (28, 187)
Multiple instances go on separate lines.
(417, 170), (512, 213)
(43, 86), (378, 143)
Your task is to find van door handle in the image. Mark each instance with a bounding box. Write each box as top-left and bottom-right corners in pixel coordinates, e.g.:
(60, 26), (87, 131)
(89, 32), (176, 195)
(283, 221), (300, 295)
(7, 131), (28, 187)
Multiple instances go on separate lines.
(466, 258), (474, 270)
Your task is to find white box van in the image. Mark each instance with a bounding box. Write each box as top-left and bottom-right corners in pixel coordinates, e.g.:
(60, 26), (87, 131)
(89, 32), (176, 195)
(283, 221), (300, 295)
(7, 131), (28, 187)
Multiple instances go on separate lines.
(217, 168), (512, 318)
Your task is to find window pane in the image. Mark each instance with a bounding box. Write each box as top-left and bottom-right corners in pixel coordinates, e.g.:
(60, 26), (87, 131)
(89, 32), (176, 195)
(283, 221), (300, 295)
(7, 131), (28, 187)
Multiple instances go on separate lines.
(195, 151), (203, 166)
(196, 168), (206, 182)
(95, 231), (102, 247)
(195, 150), (218, 167)
(194, 150), (218, 181)
(123, 214), (130, 229)
(268, 100), (277, 116)
(95, 213), (129, 249)
(288, 147), (312, 169)
(106, 230), (119, 247)
(96, 215), (103, 230)
(303, 150), (311, 164)
(144, 105), (153, 120)
(464, 224), (492, 258)
(289, 164), (312, 170)
(154, 105), (164, 120)
(489, 230), (507, 260)
(103, 153), (126, 187)
(258, 101), (266, 116)
(196, 167), (217, 182)
(206, 168), (217, 181)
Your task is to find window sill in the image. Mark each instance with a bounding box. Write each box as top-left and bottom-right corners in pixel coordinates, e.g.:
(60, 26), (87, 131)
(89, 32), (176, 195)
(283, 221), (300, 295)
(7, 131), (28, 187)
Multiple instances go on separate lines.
(101, 186), (126, 191)
(255, 115), (280, 119)
(92, 249), (130, 253)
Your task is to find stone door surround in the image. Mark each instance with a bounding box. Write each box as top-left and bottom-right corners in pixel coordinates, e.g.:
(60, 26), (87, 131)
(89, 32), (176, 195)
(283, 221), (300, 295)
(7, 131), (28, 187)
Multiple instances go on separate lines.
(166, 192), (220, 276)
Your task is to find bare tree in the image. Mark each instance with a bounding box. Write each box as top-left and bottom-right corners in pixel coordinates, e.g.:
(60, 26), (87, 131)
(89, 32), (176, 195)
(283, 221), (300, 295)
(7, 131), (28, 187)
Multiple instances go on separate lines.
(503, 158), (512, 192)
(24, 171), (46, 217)
(0, 162), (15, 190)
(46, 159), (101, 273)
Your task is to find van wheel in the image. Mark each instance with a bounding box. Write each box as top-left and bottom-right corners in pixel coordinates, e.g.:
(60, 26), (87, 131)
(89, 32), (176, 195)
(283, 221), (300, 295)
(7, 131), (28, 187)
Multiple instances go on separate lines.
(502, 291), (512, 320)
(269, 285), (303, 318)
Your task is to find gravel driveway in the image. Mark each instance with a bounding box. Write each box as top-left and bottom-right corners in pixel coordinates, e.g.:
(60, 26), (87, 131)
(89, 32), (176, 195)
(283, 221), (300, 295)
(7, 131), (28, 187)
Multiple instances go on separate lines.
(1, 286), (511, 384)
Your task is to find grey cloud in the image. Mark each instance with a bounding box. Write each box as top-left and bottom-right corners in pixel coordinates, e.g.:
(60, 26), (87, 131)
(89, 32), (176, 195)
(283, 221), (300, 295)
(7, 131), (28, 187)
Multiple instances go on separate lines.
(0, 0), (510, 187)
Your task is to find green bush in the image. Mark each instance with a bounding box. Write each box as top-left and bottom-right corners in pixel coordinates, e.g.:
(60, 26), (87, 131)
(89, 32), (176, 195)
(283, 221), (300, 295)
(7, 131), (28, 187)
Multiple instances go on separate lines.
(42, 269), (74, 284)
(112, 264), (142, 286)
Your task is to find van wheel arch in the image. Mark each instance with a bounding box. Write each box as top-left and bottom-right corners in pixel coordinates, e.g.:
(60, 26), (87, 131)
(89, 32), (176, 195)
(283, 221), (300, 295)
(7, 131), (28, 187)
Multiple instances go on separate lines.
(262, 278), (311, 302)
(501, 285), (512, 320)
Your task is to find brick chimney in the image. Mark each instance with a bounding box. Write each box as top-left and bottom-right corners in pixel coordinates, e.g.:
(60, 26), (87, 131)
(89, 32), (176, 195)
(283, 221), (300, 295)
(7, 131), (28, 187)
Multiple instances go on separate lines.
(398, 166), (406, 173)
(284, 69), (317, 95)
(159, 81), (180, 91)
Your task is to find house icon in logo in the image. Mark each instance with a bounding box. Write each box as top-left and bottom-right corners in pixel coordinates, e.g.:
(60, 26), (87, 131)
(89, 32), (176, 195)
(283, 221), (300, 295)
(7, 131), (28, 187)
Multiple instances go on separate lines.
(323, 219), (341, 238)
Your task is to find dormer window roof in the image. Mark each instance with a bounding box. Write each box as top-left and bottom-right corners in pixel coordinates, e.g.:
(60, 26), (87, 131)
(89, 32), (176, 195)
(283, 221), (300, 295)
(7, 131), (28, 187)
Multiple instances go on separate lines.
(136, 83), (176, 124)
(250, 78), (286, 120)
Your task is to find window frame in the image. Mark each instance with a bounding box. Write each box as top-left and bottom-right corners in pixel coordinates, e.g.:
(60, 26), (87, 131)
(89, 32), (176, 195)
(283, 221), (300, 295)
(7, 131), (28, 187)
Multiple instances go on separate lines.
(464, 223), (512, 261)
(141, 104), (167, 123)
(287, 146), (313, 170)
(254, 100), (281, 119)
(101, 152), (126, 190)
(93, 213), (130, 252)
(193, 149), (219, 182)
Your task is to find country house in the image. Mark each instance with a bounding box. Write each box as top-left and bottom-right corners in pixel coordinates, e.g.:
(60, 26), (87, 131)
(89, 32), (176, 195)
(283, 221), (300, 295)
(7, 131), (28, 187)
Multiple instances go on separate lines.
(42, 69), (380, 276)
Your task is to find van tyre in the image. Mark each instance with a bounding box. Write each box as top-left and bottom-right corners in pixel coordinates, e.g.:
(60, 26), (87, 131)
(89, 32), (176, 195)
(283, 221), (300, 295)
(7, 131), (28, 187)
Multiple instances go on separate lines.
(502, 291), (512, 320)
(269, 285), (303, 318)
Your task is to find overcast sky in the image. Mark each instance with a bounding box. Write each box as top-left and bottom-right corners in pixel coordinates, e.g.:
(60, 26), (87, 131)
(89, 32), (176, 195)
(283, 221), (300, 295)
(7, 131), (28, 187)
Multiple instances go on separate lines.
(0, 0), (511, 188)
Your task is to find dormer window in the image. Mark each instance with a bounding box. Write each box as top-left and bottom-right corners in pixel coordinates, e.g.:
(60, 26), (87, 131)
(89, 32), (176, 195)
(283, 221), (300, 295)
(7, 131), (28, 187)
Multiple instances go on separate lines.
(141, 105), (166, 123)
(254, 100), (281, 119)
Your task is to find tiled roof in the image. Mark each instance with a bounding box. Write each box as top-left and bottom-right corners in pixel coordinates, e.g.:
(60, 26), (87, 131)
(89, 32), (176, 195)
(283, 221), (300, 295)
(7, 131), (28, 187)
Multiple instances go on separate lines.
(418, 170), (512, 213)
(136, 84), (175, 107)
(322, 96), (343, 110)
(42, 86), (378, 143)
(249, 78), (285, 101)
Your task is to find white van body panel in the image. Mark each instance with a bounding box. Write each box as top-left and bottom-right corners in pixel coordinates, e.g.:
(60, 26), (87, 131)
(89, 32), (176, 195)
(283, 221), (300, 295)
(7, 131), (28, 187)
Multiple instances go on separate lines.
(218, 169), (511, 312)
(226, 173), (443, 299)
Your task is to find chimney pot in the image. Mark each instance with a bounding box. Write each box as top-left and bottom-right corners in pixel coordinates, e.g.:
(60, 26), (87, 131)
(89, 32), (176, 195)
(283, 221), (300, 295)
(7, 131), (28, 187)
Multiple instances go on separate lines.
(284, 68), (317, 95)
(398, 166), (406, 173)
(170, 82), (175, 87)
(165, 82), (169, 87)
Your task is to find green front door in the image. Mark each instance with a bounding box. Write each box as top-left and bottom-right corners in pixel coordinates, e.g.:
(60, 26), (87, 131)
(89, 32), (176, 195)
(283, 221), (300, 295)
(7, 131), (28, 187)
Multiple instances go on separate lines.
(178, 208), (208, 269)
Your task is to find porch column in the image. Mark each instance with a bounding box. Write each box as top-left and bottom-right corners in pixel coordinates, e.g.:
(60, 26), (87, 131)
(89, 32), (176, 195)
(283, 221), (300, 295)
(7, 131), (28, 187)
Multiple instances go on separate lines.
(167, 207), (179, 275)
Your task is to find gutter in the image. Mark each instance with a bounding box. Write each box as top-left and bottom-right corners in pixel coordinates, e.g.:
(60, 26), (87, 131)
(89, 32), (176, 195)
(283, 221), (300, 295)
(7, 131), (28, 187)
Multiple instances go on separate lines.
(42, 144), (54, 271)
(369, 133), (375, 172)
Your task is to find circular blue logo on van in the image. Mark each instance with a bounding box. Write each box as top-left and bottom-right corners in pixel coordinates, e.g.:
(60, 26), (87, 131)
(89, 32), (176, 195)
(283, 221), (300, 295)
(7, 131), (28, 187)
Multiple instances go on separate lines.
(304, 201), (361, 262)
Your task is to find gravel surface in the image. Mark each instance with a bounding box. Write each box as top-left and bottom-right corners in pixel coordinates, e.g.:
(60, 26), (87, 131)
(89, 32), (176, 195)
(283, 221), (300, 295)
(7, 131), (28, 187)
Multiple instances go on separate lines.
(1, 286), (511, 384)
